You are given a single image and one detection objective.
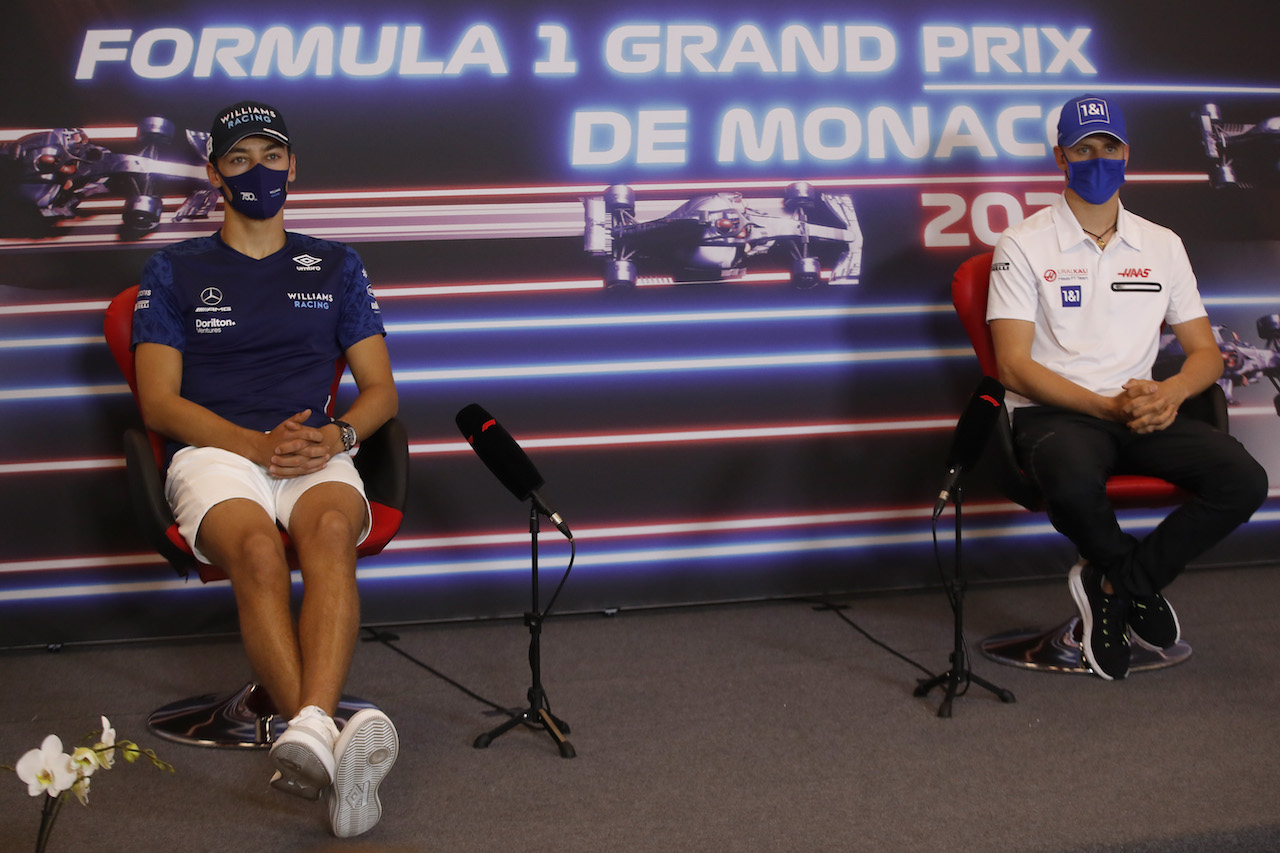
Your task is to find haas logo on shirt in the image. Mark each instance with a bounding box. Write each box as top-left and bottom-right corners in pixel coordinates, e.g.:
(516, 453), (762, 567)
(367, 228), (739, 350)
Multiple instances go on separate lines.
(1118, 268), (1152, 278)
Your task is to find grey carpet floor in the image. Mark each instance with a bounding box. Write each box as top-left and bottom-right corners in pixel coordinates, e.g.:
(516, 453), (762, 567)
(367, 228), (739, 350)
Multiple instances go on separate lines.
(2, 564), (1278, 853)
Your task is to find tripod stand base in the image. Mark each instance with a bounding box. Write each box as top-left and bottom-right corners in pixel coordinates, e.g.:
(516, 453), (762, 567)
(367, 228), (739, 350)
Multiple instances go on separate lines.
(914, 665), (1016, 718)
(979, 616), (1193, 674)
(474, 705), (575, 758)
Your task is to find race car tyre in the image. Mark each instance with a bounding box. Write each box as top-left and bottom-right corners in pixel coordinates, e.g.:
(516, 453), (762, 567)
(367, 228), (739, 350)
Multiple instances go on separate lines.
(605, 259), (638, 289)
(1257, 314), (1280, 341)
(138, 116), (176, 143)
(32, 146), (62, 174)
(783, 181), (816, 212)
(790, 256), (823, 289)
(604, 184), (636, 216)
(123, 194), (163, 231)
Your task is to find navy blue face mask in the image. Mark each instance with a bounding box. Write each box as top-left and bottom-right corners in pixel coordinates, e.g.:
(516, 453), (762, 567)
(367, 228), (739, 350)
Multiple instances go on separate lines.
(1065, 156), (1126, 205)
(216, 162), (290, 219)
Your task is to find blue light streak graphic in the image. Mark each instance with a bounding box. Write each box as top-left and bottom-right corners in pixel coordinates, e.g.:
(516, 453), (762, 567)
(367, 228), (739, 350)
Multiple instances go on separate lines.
(6, 505), (1276, 602)
(924, 83), (1280, 95)
(385, 348), (972, 385)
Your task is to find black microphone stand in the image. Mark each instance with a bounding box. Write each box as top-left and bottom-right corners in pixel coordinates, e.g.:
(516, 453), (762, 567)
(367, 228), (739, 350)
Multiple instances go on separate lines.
(473, 505), (576, 758)
(913, 485), (1016, 717)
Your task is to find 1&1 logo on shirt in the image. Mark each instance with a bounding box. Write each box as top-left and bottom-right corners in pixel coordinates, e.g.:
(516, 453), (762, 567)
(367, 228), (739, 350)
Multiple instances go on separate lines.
(1060, 284), (1082, 308)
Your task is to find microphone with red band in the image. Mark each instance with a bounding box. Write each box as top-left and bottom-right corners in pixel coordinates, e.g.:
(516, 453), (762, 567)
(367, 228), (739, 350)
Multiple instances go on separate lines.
(456, 403), (573, 540)
(933, 376), (1006, 519)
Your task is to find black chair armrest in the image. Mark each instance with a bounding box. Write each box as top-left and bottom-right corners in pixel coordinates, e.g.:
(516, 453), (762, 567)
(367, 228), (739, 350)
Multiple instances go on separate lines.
(1177, 383), (1229, 433)
(123, 428), (195, 578)
(352, 417), (409, 512)
(984, 411), (1043, 512)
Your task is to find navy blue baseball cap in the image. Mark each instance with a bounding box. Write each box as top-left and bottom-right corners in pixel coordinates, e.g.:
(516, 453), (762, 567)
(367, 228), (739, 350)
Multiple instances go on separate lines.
(207, 101), (290, 162)
(1057, 94), (1128, 147)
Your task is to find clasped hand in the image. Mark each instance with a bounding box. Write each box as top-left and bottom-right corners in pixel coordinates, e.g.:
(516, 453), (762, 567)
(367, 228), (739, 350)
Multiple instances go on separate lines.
(262, 409), (335, 478)
(1116, 379), (1180, 434)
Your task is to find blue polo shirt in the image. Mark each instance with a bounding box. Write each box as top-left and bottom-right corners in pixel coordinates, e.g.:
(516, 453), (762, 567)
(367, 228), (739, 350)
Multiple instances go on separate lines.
(133, 231), (385, 446)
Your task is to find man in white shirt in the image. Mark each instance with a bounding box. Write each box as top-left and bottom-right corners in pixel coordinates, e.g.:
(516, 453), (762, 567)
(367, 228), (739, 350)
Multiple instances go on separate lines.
(987, 94), (1268, 681)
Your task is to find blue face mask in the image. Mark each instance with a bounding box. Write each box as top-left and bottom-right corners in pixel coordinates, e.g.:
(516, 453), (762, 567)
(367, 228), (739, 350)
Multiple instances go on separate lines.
(1066, 156), (1126, 205)
(216, 162), (289, 219)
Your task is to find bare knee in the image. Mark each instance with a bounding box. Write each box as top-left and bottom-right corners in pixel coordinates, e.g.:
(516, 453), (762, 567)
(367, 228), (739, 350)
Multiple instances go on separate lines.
(296, 506), (361, 551)
(211, 528), (289, 593)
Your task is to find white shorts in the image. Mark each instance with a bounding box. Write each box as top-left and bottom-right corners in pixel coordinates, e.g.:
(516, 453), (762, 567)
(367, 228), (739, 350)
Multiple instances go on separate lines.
(165, 446), (372, 565)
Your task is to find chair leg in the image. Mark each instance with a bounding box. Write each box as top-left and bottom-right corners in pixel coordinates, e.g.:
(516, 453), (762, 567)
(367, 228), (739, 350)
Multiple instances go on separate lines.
(148, 681), (377, 749)
(980, 616), (1193, 674)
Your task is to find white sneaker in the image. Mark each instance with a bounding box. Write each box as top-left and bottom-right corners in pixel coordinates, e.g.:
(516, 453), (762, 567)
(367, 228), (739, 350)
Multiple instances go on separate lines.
(328, 708), (398, 838)
(269, 705), (340, 801)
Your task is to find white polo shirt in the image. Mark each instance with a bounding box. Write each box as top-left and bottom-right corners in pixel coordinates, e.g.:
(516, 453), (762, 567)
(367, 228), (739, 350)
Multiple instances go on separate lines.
(987, 194), (1207, 411)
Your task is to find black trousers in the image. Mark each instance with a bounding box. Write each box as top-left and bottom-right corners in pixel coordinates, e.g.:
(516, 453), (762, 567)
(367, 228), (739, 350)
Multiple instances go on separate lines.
(1012, 406), (1268, 598)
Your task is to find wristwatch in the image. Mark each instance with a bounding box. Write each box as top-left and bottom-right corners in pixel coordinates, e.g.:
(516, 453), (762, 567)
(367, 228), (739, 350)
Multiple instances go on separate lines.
(332, 419), (357, 453)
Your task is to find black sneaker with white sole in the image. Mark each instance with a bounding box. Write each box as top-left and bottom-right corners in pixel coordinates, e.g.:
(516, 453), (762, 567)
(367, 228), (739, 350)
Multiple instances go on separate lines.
(1068, 561), (1130, 681)
(1129, 592), (1180, 651)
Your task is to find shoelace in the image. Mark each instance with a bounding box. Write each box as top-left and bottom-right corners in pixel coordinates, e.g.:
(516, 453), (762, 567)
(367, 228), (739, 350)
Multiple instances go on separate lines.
(1132, 598), (1163, 616)
(1098, 595), (1129, 647)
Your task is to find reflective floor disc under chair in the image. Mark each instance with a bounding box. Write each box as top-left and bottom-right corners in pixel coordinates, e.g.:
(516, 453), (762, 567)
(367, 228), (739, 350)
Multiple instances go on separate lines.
(980, 616), (1193, 675)
(147, 681), (378, 749)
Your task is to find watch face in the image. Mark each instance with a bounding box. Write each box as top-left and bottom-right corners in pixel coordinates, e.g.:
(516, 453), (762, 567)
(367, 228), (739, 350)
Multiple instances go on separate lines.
(334, 421), (355, 451)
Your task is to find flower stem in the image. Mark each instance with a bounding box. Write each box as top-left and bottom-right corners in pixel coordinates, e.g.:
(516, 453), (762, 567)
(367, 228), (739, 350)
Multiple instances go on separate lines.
(35, 792), (66, 853)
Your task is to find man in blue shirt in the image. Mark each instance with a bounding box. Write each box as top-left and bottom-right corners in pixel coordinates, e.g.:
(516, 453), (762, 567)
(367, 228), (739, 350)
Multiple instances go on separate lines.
(133, 101), (398, 838)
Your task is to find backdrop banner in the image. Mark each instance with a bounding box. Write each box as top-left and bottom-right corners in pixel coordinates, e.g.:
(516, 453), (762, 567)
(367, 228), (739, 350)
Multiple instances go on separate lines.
(1, 0), (1276, 645)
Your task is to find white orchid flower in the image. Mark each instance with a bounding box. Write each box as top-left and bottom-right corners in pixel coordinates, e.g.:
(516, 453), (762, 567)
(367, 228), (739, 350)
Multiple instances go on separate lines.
(15, 735), (77, 797)
(70, 746), (100, 777)
(71, 775), (92, 805)
(94, 716), (117, 769)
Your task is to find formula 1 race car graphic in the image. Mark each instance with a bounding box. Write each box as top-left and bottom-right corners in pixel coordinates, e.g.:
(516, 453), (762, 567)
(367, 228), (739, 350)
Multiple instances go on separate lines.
(1199, 103), (1280, 189)
(0, 118), (217, 239)
(582, 182), (863, 289)
(1216, 315), (1280, 413)
(1160, 314), (1280, 415)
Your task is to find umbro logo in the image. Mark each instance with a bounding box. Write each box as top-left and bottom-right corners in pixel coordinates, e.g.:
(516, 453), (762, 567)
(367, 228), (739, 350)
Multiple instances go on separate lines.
(293, 253), (322, 271)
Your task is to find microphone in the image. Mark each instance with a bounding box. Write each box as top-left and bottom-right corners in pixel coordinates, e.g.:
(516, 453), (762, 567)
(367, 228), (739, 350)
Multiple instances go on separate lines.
(933, 376), (1005, 519)
(456, 403), (573, 539)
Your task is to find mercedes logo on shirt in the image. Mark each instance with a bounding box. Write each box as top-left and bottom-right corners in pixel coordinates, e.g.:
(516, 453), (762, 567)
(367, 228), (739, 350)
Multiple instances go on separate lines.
(201, 286), (224, 306)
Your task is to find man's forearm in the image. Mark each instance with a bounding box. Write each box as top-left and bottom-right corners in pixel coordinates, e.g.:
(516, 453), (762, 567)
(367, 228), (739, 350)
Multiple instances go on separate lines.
(998, 356), (1123, 422)
(1162, 347), (1224, 405)
(331, 382), (398, 451)
(141, 392), (278, 465)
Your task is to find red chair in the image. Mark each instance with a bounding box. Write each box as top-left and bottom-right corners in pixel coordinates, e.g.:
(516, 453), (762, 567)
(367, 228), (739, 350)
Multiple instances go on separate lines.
(105, 285), (408, 745)
(951, 252), (1222, 674)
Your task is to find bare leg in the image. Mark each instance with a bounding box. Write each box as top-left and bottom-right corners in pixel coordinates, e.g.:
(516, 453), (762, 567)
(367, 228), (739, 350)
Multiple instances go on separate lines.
(286, 482), (366, 717)
(197, 498), (303, 716)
